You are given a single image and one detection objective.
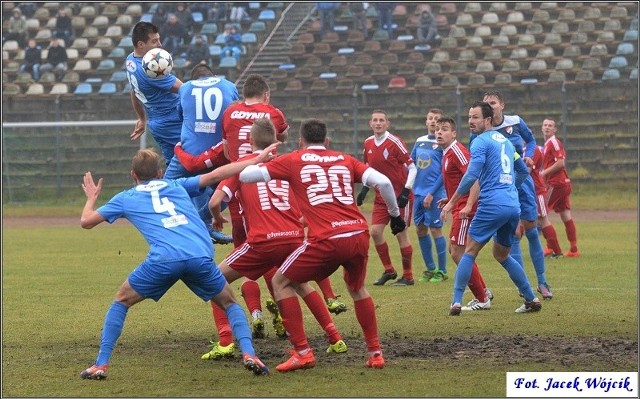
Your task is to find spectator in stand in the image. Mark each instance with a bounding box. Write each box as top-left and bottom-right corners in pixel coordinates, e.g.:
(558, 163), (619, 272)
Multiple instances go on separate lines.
(161, 14), (186, 56)
(17, 2), (37, 19)
(19, 38), (41, 81)
(541, 118), (580, 258)
(316, 2), (340, 39)
(173, 2), (194, 45)
(40, 38), (68, 81)
(207, 2), (228, 22)
(221, 25), (242, 63)
(152, 5), (167, 29)
(53, 8), (74, 47)
(230, 3), (250, 23)
(375, 2), (396, 38)
(416, 9), (439, 49)
(350, 2), (369, 39)
(184, 35), (211, 68)
(6, 8), (27, 48)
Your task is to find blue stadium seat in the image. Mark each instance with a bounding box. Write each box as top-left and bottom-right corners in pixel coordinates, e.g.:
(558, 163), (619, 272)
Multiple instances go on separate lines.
(602, 68), (621, 80)
(624, 30), (638, 42)
(109, 70), (128, 83)
(616, 42), (634, 56)
(108, 47), (125, 59)
(249, 21), (266, 33)
(258, 9), (276, 21)
(209, 45), (222, 59)
(214, 33), (226, 45)
(74, 82), (93, 95)
(192, 12), (203, 24)
(218, 56), (237, 69)
(241, 33), (257, 44)
(279, 63), (296, 70)
(98, 82), (117, 94)
(140, 14), (152, 23)
(96, 59), (116, 71)
(201, 23), (218, 36)
(609, 56), (628, 69)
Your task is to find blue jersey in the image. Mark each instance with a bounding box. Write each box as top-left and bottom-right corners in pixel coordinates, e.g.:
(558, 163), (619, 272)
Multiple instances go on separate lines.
(410, 134), (445, 199)
(125, 53), (182, 146)
(177, 76), (240, 154)
(97, 177), (213, 263)
(462, 130), (519, 207)
(471, 115), (536, 159)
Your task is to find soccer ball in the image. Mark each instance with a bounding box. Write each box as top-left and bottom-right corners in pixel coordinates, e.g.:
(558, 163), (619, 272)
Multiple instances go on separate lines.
(142, 48), (173, 78)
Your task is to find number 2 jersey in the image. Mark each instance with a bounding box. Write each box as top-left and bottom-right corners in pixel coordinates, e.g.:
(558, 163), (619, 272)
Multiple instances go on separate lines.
(96, 177), (213, 262)
(261, 146), (370, 241)
(217, 152), (304, 245)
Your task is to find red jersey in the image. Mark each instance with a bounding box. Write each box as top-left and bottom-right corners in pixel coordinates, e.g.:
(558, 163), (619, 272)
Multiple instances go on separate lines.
(543, 135), (570, 187)
(222, 101), (288, 161)
(442, 140), (477, 216)
(531, 145), (547, 195)
(362, 132), (413, 203)
(217, 153), (304, 245)
(264, 146), (370, 241)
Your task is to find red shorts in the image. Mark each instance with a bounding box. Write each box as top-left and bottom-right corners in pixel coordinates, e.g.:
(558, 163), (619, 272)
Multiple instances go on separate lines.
(536, 193), (548, 218)
(279, 231), (370, 292)
(547, 183), (572, 213)
(449, 215), (471, 246)
(371, 200), (413, 226)
(224, 241), (302, 281)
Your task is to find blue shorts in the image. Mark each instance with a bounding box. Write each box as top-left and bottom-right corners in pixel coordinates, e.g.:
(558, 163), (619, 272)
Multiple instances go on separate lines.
(413, 194), (444, 228)
(518, 176), (538, 222)
(147, 120), (182, 166)
(128, 257), (227, 302)
(469, 203), (520, 247)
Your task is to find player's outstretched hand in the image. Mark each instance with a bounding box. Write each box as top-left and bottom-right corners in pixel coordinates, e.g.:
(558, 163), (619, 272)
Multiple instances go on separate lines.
(390, 215), (406, 235)
(82, 172), (103, 200)
(356, 186), (369, 206)
(256, 142), (281, 163)
(396, 187), (410, 208)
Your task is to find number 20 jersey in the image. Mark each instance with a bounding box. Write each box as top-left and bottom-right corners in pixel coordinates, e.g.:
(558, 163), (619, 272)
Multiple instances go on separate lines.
(263, 146), (370, 241)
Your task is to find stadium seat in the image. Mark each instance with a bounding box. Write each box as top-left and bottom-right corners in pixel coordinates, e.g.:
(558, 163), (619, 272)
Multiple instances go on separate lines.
(459, 49), (476, 62)
(414, 75), (432, 90)
(432, 50), (450, 63)
(528, 59), (547, 71)
(312, 42), (331, 55)
(192, 12), (203, 24)
(448, 26), (466, 39)
(249, 21), (266, 33)
(371, 64), (390, 78)
(475, 25), (492, 37)
(577, 20), (595, 33)
(74, 82), (93, 95)
(355, 53), (373, 66)
(117, 37), (133, 50)
(346, 30), (365, 47)
(502, 60), (521, 72)
(451, 62), (468, 74)
(440, 37), (458, 49)
(98, 82), (117, 94)
(510, 48), (528, 59)
(125, 4), (142, 17)
(337, 47), (355, 55)
(539, 2), (558, 10)
(526, 23), (543, 36)
(440, 75), (459, 87)
(536, 46), (555, 59)
(562, 45), (581, 59)
(48, 82), (68, 95)
(608, 56), (628, 69)
(96, 59), (116, 72)
(3, 40), (19, 54)
(583, 7), (601, 20)
(455, 13), (474, 26)
(35, 29), (52, 42)
(547, 71), (566, 83)
(464, 2), (481, 13)
(329, 55), (347, 69)
(372, 30), (390, 41)
(335, 78), (354, 91)
(481, 12), (499, 25)
(616, 43), (634, 56)
(241, 33), (257, 44)
(319, 72), (337, 79)
(209, 45), (222, 59)
(581, 57), (602, 70)
(115, 15), (133, 28)
(494, 72), (512, 85)
(73, 59), (92, 73)
(506, 11), (524, 24)
(201, 23), (218, 37)
(309, 79), (329, 92)
(85, 48), (103, 62)
(604, 19), (622, 33)
(4, 83), (21, 96)
(610, 6), (628, 19)
(467, 73), (486, 86)
(517, 34), (535, 47)
(630, 68), (638, 80)
(258, 9), (276, 21)
(555, 58), (574, 70)
(485, 48), (502, 60)
(387, 76), (407, 89)
(40, 72), (56, 85)
(105, 26), (123, 40)
(406, 52), (424, 64)
(531, 10), (550, 24)
(381, 52), (399, 65)
(489, 2), (507, 12)
(476, 61), (495, 73)
(423, 62), (442, 75)
(95, 37), (114, 51)
(109, 70), (128, 83)
(492, 35), (510, 47)
(82, 26), (99, 40)
(78, 5), (96, 18)
(303, 55), (322, 69)
(499, 24), (517, 37)
(294, 67), (313, 80)
(108, 47), (125, 59)
(397, 63), (416, 76)
(466, 36), (483, 48)
(139, 13), (152, 23)
(283, 79), (303, 92)
(543, 33), (562, 46)
(62, 71), (80, 85)
(570, 32), (588, 45)
(92, 15), (109, 29)
(601, 68), (620, 80)
(551, 22), (569, 35)
(323, 31), (340, 44)
(388, 40), (407, 53)
(574, 70), (593, 82)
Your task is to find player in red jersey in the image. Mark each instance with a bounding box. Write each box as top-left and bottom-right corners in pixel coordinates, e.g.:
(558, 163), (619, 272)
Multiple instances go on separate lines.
(357, 109), (416, 286)
(530, 143), (563, 258)
(201, 118), (349, 360)
(239, 118), (406, 371)
(435, 117), (494, 312)
(541, 118), (579, 257)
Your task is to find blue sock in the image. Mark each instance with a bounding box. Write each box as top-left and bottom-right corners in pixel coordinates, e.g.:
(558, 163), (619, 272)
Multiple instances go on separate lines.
(452, 253), (475, 305)
(96, 301), (128, 366)
(435, 236), (447, 273)
(510, 236), (524, 268)
(525, 227), (547, 286)
(418, 235), (435, 271)
(225, 302), (254, 356)
(500, 256), (536, 302)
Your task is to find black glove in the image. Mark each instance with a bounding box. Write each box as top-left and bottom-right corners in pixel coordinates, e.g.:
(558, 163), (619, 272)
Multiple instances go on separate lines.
(356, 186), (369, 206)
(390, 215), (406, 235)
(396, 187), (410, 208)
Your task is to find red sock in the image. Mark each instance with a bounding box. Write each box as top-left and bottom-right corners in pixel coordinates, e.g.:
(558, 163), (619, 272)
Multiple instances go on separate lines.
(563, 219), (578, 252)
(211, 302), (233, 346)
(467, 262), (488, 301)
(400, 245), (413, 280)
(541, 225), (563, 254)
(375, 242), (395, 274)
(277, 296), (309, 352)
(240, 279), (262, 314)
(315, 277), (336, 300)
(302, 290), (341, 344)
(354, 296), (380, 353)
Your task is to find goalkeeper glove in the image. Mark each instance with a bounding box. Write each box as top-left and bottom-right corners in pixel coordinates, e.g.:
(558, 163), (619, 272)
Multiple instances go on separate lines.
(356, 186), (369, 206)
(390, 215), (406, 235)
(396, 187), (410, 208)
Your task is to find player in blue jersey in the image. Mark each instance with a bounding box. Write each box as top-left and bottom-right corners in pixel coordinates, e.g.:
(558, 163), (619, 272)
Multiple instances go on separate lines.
(126, 21), (183, 165)
(441, 101), (541, 315)
(410, 108), (448, 283)
(78, 146), (279, 380)
(165, 64), (239, 244)
(481, 91), (553, 300)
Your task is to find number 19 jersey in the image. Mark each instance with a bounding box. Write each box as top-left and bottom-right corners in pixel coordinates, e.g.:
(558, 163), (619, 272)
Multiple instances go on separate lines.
(263, 146), (370, 241)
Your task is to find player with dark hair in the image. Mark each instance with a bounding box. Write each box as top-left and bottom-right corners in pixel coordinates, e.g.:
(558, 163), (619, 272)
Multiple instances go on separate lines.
(358, 110), (417, 286)
(479, 91), (553, 300)
(239, 118), (406, 371)
(204, 118), (348, 360)
(126, 21), (182, 165)
(541, 118), (579, 257)
(411, 108), (448, 283)
(435, 116), (494, 311)
(78, 146), (279, 380)
(441, 102), (541, 315)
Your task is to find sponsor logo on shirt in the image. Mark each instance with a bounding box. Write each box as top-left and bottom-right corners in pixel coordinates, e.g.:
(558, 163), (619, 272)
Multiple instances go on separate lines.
(301, 153), (345, 162)
(136, 180), (168, 191)
(266, 230), (301, 240)
(195, 121), (216, 133)
(331, 219), (365, 228)
(126, 59), (136, 73)
(230, 110), (272, 119)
